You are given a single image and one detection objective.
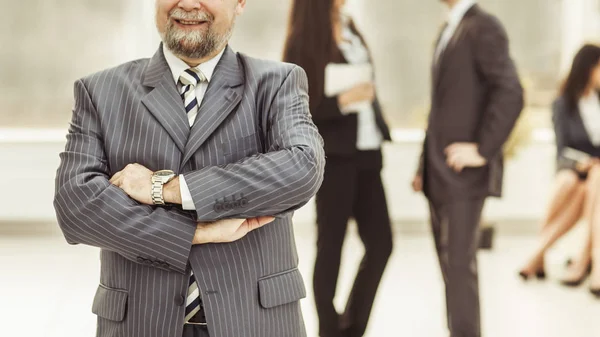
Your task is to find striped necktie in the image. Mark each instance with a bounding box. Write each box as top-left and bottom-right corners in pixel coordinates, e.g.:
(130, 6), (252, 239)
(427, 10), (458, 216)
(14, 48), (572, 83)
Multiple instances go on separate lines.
(179, 68), (206, 127)
(185, 270), (203, 323)
(179, 67), (206, 323)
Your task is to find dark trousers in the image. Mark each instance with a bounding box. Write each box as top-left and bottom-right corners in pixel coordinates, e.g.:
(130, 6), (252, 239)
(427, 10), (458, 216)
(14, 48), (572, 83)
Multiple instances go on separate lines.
(428, 198), (485, 337)
(313, 150), (393, 337)
(182, 324), (209, 337)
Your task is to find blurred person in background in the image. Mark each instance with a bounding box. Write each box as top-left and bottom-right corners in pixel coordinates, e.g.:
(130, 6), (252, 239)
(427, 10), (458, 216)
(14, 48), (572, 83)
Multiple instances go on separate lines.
(519, 44), (600, 297)
(412, 0), (523, 336)
(53, 0), (325, 336)
(283, 0), (393, 336)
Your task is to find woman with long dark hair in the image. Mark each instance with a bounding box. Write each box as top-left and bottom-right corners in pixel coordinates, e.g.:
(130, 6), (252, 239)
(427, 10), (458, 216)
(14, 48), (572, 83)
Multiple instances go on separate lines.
(283, 0), (393, 335)
(519, 44), (600, 296)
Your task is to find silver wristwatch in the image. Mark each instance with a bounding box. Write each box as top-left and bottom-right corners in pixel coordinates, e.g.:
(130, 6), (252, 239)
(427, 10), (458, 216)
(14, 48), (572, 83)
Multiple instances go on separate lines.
(151, 170), (176, 205)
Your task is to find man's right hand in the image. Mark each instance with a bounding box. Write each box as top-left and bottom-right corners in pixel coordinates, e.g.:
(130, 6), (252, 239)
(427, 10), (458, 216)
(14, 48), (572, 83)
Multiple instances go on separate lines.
(411, 175), (423, 193)
(193, 217), (275, 245)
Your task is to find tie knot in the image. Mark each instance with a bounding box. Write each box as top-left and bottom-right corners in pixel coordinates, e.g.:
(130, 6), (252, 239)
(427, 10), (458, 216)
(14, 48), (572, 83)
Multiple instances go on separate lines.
(179, 68), (206, 87)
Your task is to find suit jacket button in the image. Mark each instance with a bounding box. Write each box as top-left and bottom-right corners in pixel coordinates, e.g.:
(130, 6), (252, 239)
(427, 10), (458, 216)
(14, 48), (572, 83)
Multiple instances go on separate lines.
(175, 295), (185, 306)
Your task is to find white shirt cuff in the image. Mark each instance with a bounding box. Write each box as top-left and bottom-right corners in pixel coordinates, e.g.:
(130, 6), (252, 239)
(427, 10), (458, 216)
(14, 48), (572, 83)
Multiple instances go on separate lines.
(179, 174), (196, 210)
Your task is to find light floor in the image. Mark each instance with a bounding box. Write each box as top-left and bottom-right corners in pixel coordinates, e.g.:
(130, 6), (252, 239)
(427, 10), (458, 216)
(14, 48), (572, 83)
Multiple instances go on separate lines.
(2, 223), (600, 337)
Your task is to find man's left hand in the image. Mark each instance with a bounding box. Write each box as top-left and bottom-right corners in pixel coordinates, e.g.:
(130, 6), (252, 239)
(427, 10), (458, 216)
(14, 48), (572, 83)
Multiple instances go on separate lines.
(110, 163), (153, 205)
(445, 142), (487, 173)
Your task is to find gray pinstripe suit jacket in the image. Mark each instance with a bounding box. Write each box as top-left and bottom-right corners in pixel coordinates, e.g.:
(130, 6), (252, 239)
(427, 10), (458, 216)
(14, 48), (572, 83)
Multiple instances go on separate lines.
(54, 44), (325, 337)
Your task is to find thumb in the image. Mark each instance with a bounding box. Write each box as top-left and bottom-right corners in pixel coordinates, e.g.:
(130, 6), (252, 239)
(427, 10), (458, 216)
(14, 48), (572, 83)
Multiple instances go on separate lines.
(244, 216), (275, 230)
(256, 216), (275, 226)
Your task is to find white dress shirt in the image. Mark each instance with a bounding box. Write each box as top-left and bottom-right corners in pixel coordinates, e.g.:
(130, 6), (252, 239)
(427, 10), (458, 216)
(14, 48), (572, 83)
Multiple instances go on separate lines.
(578, 92), (600, 146)
(163, 45), (225, 210)
(434, 0), (476, 62)
(337, 15), (383, 150)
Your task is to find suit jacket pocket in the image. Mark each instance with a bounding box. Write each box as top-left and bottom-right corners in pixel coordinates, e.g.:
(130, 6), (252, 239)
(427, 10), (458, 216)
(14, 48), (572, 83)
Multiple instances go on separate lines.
(92, 283), (128, 321)
(222, 133), (260, 163)
(258, 268), (306, 309)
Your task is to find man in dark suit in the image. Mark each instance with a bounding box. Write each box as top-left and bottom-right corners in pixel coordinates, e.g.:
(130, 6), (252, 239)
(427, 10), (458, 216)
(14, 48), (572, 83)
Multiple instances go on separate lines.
(53, 1), (325, 337)
(412, 1), (523, 336)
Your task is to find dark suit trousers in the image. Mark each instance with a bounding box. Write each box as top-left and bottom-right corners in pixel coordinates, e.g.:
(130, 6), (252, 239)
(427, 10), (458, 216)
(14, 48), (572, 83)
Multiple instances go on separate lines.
(182, 325), (209, 337)
(313, 150), (393, 337)
(428, 198), (485, 337)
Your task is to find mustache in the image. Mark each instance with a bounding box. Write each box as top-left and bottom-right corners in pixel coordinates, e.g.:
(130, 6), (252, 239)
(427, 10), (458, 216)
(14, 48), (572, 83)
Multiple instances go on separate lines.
(168, 8), (214, 22)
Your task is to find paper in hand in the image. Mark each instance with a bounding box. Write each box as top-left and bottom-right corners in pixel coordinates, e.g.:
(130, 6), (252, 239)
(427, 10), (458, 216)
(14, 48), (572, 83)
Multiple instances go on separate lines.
(324, 63), (373, 97)
(562, 147), (591, 164)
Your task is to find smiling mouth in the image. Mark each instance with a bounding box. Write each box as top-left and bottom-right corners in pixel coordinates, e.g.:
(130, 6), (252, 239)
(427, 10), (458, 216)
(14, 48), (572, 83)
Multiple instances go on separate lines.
(174, 19), (207, 26)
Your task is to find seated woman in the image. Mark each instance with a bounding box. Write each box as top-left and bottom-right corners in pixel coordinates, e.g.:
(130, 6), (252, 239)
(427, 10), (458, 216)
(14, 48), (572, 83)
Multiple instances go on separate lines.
(519, 45), (600, 297)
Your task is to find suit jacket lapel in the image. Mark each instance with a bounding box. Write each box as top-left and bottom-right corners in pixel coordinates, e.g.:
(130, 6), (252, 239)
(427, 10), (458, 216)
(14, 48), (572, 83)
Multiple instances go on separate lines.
(181, 46), (244, 167)
(433, 5), (479, 94)
(431, 22), (448, 90)
(434, 23), (465, 90)
(141, 45), (190, 153)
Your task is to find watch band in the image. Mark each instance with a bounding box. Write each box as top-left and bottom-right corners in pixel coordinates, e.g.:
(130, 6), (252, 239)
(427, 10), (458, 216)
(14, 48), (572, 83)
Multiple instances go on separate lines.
(151, 177), (166, 205)
(151, 172), (175, 205)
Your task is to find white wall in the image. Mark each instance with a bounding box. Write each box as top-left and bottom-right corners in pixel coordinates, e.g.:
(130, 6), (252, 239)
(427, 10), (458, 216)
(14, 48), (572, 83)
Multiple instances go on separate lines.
(3, 0), (572, 129)
(0, 129), (555, 225)
(560, 0), (600, 73)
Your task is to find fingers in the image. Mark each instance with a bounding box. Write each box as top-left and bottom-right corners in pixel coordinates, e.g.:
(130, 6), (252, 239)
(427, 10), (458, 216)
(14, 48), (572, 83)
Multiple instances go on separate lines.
(358, 82), (373, 90)
(109, 166), (134, 186)
(109, 163), (150, 185)
(446, 152), (464, 173)
(243, 216), (275, 231)
(444, 143), (457, 155)
(444, 142), (475, 156)
(411, 176), (422, 192)
(445, 143), (465, 156)
(199, 217), (273, 228)
(364, 82), (375, 101)
(591, 158), (600, 171)
(109, 171), (124, 186)
(220, 218), (246, 227)
(256, 216), (276, 227)
(445, 143), (481, 172)
(196, 216), (276, 244)
(446, 152), (456, 169)
(411, 182), (420, 192)
(353, 82), (375, 102)
(242, 218), (257, 229)
(577, 161), (593, 173)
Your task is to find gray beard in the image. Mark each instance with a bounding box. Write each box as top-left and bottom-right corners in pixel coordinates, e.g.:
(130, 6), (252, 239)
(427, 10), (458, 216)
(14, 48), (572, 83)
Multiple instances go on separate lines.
(163, 21), (233, 59)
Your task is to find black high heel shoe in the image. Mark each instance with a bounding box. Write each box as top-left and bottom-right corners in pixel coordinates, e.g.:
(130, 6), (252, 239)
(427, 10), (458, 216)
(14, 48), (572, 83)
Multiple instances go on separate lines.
(561, 263), (592, 287)
(590, 288), (600, 298)
(519, 269), (546, 281)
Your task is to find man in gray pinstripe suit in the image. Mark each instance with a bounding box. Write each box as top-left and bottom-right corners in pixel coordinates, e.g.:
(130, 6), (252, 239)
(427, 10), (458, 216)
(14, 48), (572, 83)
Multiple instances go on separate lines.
(53, 1), (325, 336)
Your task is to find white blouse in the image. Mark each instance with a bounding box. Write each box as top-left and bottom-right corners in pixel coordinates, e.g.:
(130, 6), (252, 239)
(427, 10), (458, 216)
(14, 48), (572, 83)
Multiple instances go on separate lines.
(578, 92), (600, 146)
(336, 15), (383, 150)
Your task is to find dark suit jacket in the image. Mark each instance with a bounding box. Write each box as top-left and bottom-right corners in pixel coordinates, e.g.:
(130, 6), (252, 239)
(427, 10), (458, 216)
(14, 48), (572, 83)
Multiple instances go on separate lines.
(312, 22), (391, 156)
(419, 5), (524, 202)
(553, 95), (600, 171)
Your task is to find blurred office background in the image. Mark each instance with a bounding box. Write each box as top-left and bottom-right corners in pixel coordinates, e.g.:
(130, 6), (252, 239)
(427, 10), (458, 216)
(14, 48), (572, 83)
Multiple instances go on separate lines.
(2, 0), (600, 336)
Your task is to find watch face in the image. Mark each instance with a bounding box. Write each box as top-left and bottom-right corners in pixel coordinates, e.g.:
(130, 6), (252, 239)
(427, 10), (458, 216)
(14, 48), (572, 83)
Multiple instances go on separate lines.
(154, 170), (175, 177)
(153, 170), (175, 184)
